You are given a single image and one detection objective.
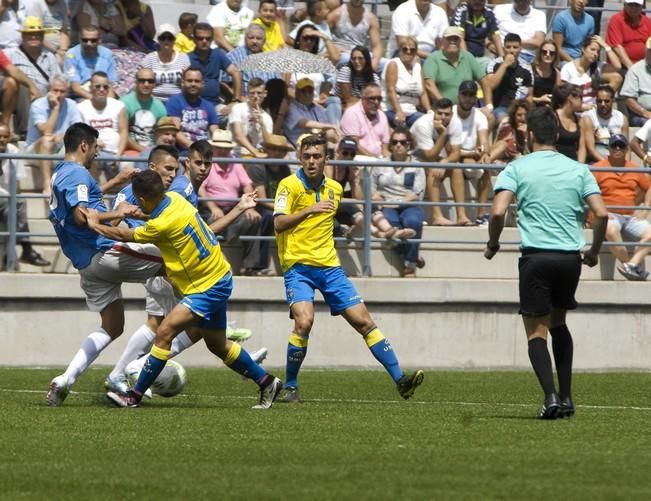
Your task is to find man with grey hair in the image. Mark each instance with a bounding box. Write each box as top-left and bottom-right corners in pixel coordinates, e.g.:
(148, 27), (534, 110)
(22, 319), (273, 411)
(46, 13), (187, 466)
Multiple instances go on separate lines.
(25, 74), (81, 192)
(227, 23), (281, 95)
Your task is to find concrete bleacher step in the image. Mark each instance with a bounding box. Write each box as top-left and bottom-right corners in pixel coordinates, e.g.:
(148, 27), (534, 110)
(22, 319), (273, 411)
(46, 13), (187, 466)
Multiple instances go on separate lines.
(24, 196), (49, 219)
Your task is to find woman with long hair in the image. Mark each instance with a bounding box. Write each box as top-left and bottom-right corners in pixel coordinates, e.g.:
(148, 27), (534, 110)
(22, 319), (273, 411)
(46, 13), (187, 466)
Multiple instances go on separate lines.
(560, 35), (622, 111)
(552, 83), (587, 162)
(335, 45), (380, 109)
(381, 36), (431, 128)
(490, 99), (531, 162)
(532, 39), (561, 107)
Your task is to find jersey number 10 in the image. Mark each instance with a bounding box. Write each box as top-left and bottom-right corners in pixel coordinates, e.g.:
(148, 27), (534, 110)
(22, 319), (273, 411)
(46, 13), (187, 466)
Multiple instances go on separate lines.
(183, 213), (218, 260)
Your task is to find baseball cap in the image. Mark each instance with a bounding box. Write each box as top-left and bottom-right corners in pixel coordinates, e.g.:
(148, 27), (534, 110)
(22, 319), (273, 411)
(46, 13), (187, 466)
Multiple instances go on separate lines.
(459, 80), (478, 94)
(296, 77), (315, 90)
(155, 117), (179, 132)
(18, 16), (46, 33)
(338, 136), (358, 152)
(609, 134), (628, 147)
(624, 0), (644, 4)
(156, 23), (178, 39)
(442, 26), (464, 39)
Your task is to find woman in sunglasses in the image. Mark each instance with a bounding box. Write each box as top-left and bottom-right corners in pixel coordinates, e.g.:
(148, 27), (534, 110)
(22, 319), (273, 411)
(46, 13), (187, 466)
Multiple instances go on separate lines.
(335, 45), (380, 110)
(532, 40), (561, 107)
(552, 83), (587, 162)
(381, 36), (431, 128)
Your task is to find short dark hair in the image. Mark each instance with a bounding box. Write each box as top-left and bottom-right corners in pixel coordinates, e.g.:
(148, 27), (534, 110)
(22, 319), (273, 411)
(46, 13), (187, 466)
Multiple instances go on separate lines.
(193, 22), (213, 35)
(148, 144), (179, 164)
(259, 0), (277, 7)
(300, 134), (327, 152)
(596, 84), (615, 99)
(391, 126), (412, 144)
(189, 139), (213, 159)
(504, 33), (522, 45)
(179, 12), (198, 30)
(64, 122), (98, 152)
(132, 170), (165, 199)
(306, 0), (324, 18)
(183, 66), (204, 79)
(434, 98), (454, 110)
(91, 71), (109, 81)
(527, 106), (558, 146)
(551, 83), (581, 109)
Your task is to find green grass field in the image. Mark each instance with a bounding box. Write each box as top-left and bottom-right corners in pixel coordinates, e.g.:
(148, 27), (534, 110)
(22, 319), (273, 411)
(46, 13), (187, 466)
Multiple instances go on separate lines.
(2, 368), (651, 500)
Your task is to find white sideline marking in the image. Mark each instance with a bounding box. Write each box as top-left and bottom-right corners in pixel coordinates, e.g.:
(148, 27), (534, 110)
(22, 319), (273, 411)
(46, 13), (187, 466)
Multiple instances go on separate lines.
(2, 388), (651, 412)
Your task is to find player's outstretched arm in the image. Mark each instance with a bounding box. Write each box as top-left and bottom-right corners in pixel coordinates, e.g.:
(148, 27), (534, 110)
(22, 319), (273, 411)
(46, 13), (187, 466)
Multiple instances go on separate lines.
(485, 190), (513, 260)
(82, 207), (137, 242)
(274, 200), (335, 233)
(208, 192), (258, 234)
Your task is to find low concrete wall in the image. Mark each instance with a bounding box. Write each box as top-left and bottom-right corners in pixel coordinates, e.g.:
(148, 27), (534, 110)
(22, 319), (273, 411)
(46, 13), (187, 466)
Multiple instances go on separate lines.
(2, 274), (651, 370)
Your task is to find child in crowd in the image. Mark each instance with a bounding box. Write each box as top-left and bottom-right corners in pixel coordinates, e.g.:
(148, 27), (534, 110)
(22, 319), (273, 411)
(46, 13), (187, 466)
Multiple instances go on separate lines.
(252, 0), (287, 52)
(175, 12), (198, 54)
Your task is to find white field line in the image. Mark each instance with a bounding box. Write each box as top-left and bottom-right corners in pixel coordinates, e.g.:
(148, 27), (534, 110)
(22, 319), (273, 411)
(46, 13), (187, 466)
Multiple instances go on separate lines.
(2, 387), (651, 412)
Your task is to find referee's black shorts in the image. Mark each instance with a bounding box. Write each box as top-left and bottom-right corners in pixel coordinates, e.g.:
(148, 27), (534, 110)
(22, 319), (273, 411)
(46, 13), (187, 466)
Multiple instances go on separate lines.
(518, 249), (582, 317)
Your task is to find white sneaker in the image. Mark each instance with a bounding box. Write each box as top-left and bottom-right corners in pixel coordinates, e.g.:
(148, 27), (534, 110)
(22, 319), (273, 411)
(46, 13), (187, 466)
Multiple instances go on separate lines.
(252, 376), (282, 409)
(46, 374), (70, 407)
(251, 347), (268, 365)
(104, 375), (130, 395)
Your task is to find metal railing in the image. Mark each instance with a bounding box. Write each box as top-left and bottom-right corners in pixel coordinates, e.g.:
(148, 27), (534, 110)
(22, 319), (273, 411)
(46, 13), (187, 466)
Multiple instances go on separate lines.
(1, 152), (649, 276)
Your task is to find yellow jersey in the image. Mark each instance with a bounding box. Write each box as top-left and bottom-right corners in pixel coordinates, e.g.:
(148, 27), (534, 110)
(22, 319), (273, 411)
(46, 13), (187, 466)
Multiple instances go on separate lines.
(274, 170), (342, 272)
(134, 192), (230, 294)
(252, 18), (285, 52)
(174, 33), (195, 54)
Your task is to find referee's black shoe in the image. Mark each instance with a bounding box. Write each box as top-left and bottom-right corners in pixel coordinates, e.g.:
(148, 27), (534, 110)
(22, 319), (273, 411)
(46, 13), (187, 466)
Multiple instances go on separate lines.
(538, 393), (561, 420)
(559, 396), (575, 418)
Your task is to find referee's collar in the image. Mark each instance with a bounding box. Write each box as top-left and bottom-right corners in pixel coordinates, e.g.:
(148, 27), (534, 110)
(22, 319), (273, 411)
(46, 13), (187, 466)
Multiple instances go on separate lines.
(297, 168), (325, 192)
(149, 194), (172, 218)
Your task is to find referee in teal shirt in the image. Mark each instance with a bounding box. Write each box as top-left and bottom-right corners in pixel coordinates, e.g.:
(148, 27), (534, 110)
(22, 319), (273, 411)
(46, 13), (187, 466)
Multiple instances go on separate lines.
(484, 106), (608, 419)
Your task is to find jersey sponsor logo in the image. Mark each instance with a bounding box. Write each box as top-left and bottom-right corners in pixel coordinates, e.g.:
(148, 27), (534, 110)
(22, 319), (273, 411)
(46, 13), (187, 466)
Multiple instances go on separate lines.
(276, 195), (287, 210)
(77, 184), (89, 202)
(328, 188), (334, 201)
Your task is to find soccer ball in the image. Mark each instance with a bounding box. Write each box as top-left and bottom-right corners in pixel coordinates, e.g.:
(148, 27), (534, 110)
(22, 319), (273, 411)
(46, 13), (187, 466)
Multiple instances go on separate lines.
(125, 359), (187, 398)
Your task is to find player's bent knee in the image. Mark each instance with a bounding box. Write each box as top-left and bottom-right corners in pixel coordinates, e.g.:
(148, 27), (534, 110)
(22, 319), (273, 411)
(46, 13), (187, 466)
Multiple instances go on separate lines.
(293, 317), (314, 336)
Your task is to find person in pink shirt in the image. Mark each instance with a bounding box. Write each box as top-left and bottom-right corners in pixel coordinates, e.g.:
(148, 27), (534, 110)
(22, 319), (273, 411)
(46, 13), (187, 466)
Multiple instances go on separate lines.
(340, 83), (390, 158)
(606, 0), (651, 70)
(199, 129), (262, 275)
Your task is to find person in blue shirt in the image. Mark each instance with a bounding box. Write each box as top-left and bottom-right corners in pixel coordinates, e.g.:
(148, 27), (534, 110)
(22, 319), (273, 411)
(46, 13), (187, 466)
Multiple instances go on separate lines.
(45, 122), (163, 407)
(484, 106), (608, 420)
(165, 67), (220, 151)
(551, 0), (595, 64)
(64, 25), (117, 101)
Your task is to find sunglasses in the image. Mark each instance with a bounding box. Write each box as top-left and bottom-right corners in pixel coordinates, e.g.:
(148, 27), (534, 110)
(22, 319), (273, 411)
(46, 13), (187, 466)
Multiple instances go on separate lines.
(541, 49), (556, 56)
(610, 143), (627, 149)
(81, 38), (99, 43)
(340, 151), (356, 157)
(391, 139), (409, 146)
(401, 47), (416, 54)
(93, 84), (110, 90)
(194, 35), (212, 41)
(137, 78), (155, 84)
(597, 99), (612, 104)
(300, 35), (317, 42)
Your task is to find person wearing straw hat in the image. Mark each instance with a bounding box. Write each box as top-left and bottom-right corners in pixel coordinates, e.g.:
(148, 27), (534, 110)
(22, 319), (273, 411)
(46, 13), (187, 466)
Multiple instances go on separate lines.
(6, 16), (61, 137)
(25, 0), (70, 62)
(199, 128), (262, 275)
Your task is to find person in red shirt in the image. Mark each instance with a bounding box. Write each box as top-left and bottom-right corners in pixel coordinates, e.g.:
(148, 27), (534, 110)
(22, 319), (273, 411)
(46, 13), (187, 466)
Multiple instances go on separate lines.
(606, 0), (651, 71)
(592, 133), (651, 280)
(0, 48), (41, 128)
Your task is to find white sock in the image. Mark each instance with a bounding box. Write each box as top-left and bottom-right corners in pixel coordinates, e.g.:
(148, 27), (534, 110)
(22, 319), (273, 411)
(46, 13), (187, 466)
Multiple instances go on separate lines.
(63, 329), (113, 386)
(170, 331), (194, 357)
(108, 324), (155, 380)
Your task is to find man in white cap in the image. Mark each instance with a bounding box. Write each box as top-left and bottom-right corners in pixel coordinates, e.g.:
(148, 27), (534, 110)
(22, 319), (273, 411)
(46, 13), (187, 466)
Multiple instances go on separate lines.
(199, 129), (262, 275)
(606, 0), (651, 71)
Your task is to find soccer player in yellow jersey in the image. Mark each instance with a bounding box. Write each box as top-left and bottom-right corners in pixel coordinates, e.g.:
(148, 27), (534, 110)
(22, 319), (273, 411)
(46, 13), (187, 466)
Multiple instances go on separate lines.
(85, 170), (283, 409)
(274, 134), (425, 402)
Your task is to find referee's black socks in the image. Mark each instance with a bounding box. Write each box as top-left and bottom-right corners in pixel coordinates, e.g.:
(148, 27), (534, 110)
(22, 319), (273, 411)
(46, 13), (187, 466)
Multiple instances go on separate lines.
(549, 325), (573, 400)
(528, 337), (557, 396)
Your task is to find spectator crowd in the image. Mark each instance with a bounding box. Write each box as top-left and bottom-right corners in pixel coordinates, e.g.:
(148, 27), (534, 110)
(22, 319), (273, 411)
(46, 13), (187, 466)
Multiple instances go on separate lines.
(2, 0), (651, 279)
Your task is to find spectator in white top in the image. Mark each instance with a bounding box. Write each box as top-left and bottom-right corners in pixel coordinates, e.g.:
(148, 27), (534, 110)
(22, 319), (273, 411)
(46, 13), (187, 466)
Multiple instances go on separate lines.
(140, 24), (191, 103)
(78, 71), (128, 182)
(493, 0), (546, 65)
(410, 97), (470, 226)
(387, 0), (449, 60)
(0, 0), (24, 49)
(229, 77), (273, 158)
(630, 118), (651, 167)
(581, 84), (628, 163)
(208, 0), (255, 52)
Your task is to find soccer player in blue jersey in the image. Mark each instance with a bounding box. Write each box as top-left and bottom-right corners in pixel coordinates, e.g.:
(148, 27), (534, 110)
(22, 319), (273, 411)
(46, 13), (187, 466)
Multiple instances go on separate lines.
(85, 170), (283, 408)
(46, 122), (163, 406)
(484, 106), (608, 419)
(273, 134), (425, 403)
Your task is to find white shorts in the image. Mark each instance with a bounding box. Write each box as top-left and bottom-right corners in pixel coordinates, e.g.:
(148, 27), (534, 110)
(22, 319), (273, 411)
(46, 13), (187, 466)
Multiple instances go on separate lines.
(144, 276), (179, 317)
(79, 243), (163, 312)
(609, 213), (651, 242)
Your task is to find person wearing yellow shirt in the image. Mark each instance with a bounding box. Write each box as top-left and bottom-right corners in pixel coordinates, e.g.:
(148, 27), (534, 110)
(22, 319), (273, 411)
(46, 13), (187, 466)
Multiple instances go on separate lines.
(85, 170), (282, 409)
(252, 0), (287, 52)
(273, 134), (424, 403)
(174, 12), (197, 54)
